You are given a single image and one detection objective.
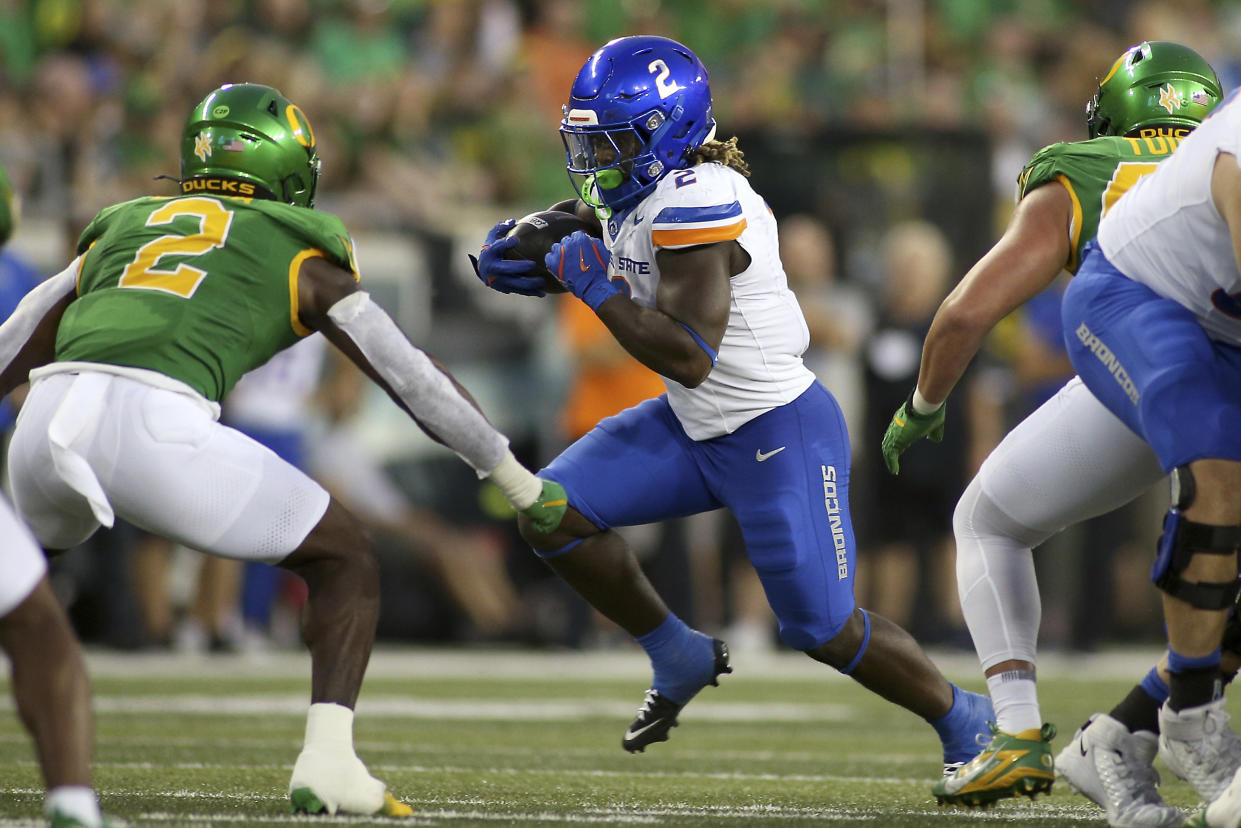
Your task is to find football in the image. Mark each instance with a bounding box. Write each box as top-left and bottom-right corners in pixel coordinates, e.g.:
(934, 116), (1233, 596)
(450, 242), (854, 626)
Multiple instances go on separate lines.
(503, 210), (599, 294)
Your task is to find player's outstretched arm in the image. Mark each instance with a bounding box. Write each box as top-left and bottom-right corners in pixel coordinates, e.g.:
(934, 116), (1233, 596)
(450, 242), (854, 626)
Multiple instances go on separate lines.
(881, 182), (1072, 475)
(297, 256), (566, 532)
(915, 182), (1072, 406)
(546, 232), (734, 388)
(0, 259), (79, 399)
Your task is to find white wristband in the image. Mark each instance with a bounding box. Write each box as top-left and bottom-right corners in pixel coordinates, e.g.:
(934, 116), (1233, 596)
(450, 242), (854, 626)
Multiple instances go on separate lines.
(488, 450), (542, 511)
(911, 388), (942, 415)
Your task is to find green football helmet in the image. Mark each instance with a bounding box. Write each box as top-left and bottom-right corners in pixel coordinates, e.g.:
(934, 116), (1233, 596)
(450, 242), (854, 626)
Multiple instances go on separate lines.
(1087, 41), (1221, 139)
(0, 164), (16, 246)
(180, 83), (320, 208)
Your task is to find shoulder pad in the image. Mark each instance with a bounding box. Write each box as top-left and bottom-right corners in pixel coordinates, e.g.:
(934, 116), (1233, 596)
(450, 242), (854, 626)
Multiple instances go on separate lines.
(76, 197), (169, 255)
(1017, 138), (1126, 200)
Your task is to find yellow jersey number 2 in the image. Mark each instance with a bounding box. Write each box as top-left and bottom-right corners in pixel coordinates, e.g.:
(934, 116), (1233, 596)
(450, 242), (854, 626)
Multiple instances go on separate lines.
(118, 197), (234, 298)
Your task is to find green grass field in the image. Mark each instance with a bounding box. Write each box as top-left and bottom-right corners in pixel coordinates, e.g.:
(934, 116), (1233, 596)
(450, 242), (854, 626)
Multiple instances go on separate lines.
(0, 646), (1223, 826)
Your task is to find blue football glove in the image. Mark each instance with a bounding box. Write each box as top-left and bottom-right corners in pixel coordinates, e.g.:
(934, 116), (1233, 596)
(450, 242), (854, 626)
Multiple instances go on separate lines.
(469, 219), (547, 297)
(545, 230), (621, 311)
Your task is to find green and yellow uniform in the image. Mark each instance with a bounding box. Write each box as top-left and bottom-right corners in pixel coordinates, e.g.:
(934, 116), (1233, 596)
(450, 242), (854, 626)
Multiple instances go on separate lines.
(1017, 127), (1191, 273)
(55, 193), (356, 402)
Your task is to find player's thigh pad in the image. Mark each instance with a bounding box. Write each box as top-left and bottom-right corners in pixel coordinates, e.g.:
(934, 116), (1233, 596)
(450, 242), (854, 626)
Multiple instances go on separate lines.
(701, 383), (856, 650)
(975, 376), (1165, 541)
(540, 396), (720, 530)
(13, 373), (329, 561)
(0, 496), (47, 617)
(1064, 260), (1241, 469)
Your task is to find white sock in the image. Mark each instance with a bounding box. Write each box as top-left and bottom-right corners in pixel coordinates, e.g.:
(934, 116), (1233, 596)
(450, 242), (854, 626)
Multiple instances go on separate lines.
(986, 670), (1042, 734)
(45, 786), (102, 827)
(303, 702), (356, 752)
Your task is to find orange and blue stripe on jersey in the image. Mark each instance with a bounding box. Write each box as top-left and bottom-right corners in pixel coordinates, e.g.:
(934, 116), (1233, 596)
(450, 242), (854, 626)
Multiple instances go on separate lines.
(650, 201), (746, 249)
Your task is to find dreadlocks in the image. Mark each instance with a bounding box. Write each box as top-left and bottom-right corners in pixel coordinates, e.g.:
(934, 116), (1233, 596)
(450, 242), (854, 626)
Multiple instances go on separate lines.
(686, 136), (750, 177)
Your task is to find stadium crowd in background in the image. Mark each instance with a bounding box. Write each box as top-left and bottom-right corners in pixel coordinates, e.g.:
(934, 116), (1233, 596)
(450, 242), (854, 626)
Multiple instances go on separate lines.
(1, 0), (1240, 655)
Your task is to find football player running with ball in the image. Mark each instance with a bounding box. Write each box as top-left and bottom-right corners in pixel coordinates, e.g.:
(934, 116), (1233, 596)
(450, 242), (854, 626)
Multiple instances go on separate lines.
(880, 42), (1235, 825)
(473, 35), (992, 773)
(0, 83), (566, 818)
(0, 166), (121, 828)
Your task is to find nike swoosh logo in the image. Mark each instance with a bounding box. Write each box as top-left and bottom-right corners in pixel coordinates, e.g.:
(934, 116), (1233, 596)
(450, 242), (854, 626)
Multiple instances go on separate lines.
(624, 720), (663, 742)
(579, 250), (590, 271)
(755, 447), (786, 462)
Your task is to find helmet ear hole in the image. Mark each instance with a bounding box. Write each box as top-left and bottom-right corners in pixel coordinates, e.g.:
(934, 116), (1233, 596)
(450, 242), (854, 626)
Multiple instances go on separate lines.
(267, 99), (280, 118)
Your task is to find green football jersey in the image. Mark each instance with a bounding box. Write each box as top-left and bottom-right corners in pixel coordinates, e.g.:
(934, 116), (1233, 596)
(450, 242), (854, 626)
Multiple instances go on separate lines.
(1016, 128), (1190, 273)
(55, 193), (357, 401)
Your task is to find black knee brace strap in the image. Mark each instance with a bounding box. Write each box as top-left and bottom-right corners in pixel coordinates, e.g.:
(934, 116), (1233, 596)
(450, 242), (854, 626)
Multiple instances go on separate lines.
(1224, 609), (1241, 657)
(1151, 509), (1241, 611)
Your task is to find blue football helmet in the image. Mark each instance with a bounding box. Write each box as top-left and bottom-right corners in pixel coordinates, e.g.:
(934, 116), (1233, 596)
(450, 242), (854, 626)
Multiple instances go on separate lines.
(560, 35), (717, 212)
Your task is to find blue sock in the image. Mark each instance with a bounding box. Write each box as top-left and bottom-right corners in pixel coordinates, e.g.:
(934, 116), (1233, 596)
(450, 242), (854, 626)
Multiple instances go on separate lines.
(1139, 666), (1169, 703)
(930, 684), (993, 764)
(636, 614), (716, 704)
(1167, 647), (1221, 673)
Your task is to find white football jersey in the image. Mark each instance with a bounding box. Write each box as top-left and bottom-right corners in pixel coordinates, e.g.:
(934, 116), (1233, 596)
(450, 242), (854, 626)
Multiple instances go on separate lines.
(602, 162), (815, 440)
(1097, 90), (1241, 347)
(223, 333), (326, 428)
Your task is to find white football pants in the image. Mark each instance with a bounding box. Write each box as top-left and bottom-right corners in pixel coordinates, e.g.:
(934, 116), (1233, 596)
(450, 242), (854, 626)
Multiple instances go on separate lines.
(9, 368), (330, 561)
(0, 494), (47, 617)
(955, 376), (1164, 669)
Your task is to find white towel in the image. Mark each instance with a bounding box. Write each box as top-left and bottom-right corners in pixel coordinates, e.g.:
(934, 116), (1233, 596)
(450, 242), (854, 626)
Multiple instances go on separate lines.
(46, 372), (114, 528)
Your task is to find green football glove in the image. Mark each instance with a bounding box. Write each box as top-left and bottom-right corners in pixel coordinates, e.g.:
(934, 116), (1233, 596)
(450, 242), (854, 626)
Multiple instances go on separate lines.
(521, 479), (568, 534)
(881, 394), (946, 475)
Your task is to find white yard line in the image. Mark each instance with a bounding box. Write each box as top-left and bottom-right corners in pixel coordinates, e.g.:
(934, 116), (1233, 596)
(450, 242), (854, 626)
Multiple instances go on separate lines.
(0, 694), (850, 721)
(61, 645), (1167, 683)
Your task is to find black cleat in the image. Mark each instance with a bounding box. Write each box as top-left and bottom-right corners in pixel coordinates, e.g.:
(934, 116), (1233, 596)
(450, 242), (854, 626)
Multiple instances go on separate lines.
(622, 638), (731, 753)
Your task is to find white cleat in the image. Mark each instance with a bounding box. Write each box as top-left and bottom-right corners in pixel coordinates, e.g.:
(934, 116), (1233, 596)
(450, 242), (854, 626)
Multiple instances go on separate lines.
(1159, 699), (1241, 805)
(1054, 713), (1182, 827)
(288, 746), (387, 815)
(1200, 765), (1241, 827)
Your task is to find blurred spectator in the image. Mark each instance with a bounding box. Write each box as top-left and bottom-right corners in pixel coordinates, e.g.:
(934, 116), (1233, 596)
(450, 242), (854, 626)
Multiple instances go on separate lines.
(310, 351), (523, 641)
(779, 213), (872, 444)
(857, 220), (967, 643)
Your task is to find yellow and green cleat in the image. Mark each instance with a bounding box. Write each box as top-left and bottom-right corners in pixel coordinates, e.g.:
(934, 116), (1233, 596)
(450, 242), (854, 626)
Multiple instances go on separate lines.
(381, 791), (414, 817)
(932, 722), (1057, 808)
(290, 788), (413, 818)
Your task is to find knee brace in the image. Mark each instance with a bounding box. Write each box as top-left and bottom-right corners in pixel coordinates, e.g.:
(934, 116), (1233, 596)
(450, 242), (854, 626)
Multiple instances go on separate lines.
(1151, 468), (1241, 610)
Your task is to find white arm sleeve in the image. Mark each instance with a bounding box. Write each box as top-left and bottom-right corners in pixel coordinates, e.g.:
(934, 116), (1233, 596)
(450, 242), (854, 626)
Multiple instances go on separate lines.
(326, 291), (509, 476)
(0, 258), (79, 378)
